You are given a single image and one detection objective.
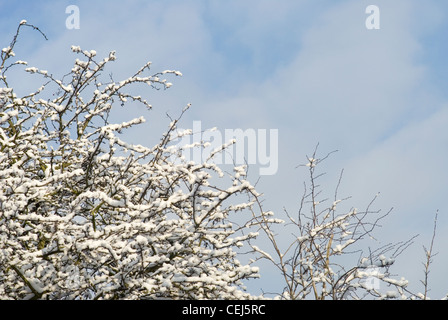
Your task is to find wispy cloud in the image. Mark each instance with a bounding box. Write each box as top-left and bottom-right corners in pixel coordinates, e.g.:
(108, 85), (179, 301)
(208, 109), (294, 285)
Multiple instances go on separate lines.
(2, 0), (447, 298)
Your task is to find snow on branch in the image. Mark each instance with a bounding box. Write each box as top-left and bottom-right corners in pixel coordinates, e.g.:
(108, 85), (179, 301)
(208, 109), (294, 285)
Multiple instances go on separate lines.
(0, 22), (268, 300)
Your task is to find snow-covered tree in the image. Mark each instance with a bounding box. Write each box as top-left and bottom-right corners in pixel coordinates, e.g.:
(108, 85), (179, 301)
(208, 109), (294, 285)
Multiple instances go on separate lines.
(0, 22), (270, 300)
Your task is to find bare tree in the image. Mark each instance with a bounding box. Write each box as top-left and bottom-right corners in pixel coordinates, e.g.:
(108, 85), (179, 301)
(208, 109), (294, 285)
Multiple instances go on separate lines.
(420, 212), (438, 300)
(247, 145), (437, 300)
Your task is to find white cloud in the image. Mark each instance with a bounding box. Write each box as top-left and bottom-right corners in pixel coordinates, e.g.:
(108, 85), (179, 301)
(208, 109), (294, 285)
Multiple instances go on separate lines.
(3, 0), (448, 298)
(197, 0), (448, 297)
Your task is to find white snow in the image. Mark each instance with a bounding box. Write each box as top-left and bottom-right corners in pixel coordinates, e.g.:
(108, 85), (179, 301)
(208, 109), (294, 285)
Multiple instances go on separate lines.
(25, 67), (38, 73)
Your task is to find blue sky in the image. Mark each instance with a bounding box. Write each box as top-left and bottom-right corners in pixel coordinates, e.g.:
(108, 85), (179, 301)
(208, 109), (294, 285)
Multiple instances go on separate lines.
(1, 0), (448, 298)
